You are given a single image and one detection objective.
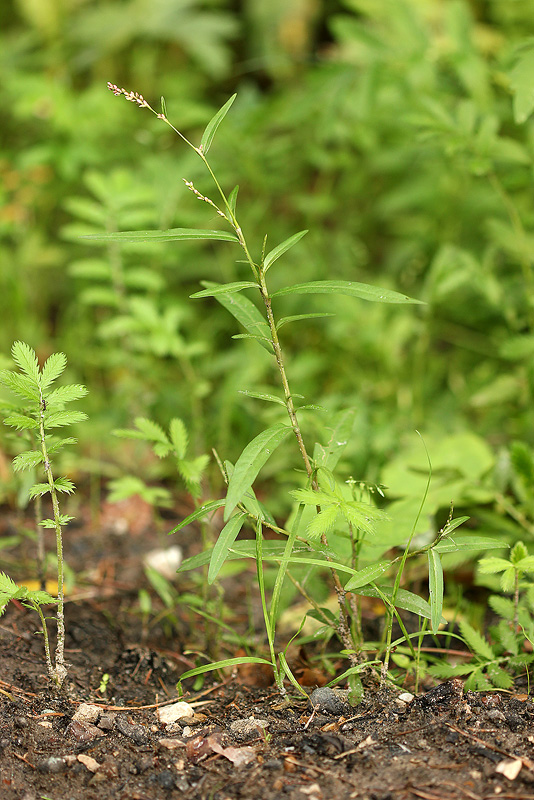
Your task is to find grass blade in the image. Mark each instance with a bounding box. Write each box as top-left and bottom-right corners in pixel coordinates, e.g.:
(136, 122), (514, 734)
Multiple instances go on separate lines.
(200, 94), (237, 155)
(208, 512), (246, 584)
(82, 228), (239, 243)
(272, 280), (424, 304)
(427, 549), (444, 634)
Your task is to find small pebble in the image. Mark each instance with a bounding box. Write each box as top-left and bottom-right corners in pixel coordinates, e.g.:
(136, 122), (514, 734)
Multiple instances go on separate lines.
(73, 703), (101, 724)
(230, 717), (269, 738)
(398, 692), (414, 704)
(309, 687), (348, 716)
(38, 756), (67, 774)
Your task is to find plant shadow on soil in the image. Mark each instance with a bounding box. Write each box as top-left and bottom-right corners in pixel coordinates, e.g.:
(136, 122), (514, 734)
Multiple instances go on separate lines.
(1, 503), (534, 800)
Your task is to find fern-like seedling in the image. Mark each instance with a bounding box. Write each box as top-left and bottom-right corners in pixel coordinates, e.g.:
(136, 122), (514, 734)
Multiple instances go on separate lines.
(0, 341), (87, 687)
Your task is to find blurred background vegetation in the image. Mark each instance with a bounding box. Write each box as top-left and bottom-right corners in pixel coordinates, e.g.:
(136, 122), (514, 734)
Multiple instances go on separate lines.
(1, 0), (534, 560)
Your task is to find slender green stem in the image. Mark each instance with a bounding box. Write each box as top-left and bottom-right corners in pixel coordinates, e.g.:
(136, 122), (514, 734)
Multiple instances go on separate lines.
(38, 387), (67, 688)
(33, 601), (54, 682)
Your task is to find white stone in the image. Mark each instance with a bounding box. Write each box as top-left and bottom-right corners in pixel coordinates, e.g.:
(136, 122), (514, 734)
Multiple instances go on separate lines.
(158, 701), (195, 725)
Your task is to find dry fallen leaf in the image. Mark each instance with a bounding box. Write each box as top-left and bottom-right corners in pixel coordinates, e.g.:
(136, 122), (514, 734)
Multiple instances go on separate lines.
(207, 735), (257, 766)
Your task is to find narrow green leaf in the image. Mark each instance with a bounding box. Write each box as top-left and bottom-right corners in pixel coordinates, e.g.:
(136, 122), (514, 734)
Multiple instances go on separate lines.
(428, 549), (444, 634)
(358, 585), (440, 622)
(160, 96), (167, 117)
(434, 535), (508, 554)
(228, 185), (239, 216)
(509, 47), (534, 124)
(263, 230), (308, 272)
(202, 282), (272, 353)
(272, 280), (424, 304)
(190, 281), (258, 299)
(11, 342), (40, 382)
(4, 413), (38, 431)
(225, 424), (291, 520)
(168, 499), (225, 534)
(276, 313), (334, 330)
(81, 228), (239, 243)
(177, 655), (271, 685)
(238, 390), (286, 406)
(40, 352), (67, 390)
(345, 561), (390, 590)
(200, 93), (237, 155)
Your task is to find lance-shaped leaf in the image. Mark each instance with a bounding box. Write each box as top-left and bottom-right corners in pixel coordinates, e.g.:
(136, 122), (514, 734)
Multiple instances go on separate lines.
(427, 549), (444, 634)
(190, 281), (258, 298)
(201, 281), (272, 352)
(434, 534), (508, 553)
(81, 228), (239, 243)
(358, 585), (443, 623)
(238, 390), (286, 406)
(200, 94), (237, 155)
(208, 512), (247, 584)
(168, 499), (225, 534)
(272, 280), (424, 304)
(345, 561), (390, 590)
(224, 424), (291, 520)
(263, 230), (308, 272)
(276, 312), (334, 330)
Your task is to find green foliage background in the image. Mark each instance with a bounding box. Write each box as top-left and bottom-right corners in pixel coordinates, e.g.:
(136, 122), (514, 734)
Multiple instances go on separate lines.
(2, 0), (534, 536)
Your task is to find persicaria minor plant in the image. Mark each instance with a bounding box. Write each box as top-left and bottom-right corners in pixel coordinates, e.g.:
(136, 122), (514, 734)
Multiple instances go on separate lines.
(0, 342), (87, 688)
(92, 85), (465, 695)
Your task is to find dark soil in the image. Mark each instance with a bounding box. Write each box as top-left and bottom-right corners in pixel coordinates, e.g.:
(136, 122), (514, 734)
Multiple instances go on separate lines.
(2, 500), (534, 800)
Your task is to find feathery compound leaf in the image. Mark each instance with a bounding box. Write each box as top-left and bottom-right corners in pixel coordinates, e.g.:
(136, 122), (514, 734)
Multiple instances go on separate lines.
(169, 418), (188, 459)
(40, 352), (67, 389)
(458, 619), (494, 661)
(306, 505), (340, 539)
(11, 341), (40, 382)
(82, 228), (239, 243)
(340, 502), (388, 536)
(200, 93), (237, 155)
(133, 417), (169, 446)
(263, 230), (308, 272)
(0, 370), (40, 402)
(3, 413), (38, 431)
(208, 512), (247, 584)
(29, 482), (52, 498)
(44, 410), (88, 428)
(272, 280), (424, 304)
(53, 477), (76, 494)
(224, 424), (291, 520)
(47, 438), (77, 455)
(191, 281), (258, 298)
(13, 450), (44, 472)
(46, 385), (88, 406)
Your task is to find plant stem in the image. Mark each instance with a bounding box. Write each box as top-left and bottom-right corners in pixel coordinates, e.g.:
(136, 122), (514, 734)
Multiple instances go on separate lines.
(38, 387), (67, 688)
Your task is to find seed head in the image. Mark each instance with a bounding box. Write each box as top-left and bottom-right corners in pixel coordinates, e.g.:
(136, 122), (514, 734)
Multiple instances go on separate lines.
(107, 83), (150, 109)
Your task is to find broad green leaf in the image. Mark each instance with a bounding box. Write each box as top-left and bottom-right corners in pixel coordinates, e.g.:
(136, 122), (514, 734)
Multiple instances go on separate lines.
(169, 418), (188, 460)
(3, 413), (38, 431)
(272, 281), (424, 304)
(40, 352), (67, 390)
(434, 534), (508, 554)
(428, 549), (444, 634)
(44, 410), (88, 428)
(263, 230), (308, 272)
(458, 619), (494, 661)
(0, 370), (40, 402)
(201, 281), (272, 353)
(238, 390), (286, 406)
(177, 656), (271, 685)
(358, 585), (441, 622)
(345, 561), (390, 590)
(509, 47), (534, 124)
(225, 424), (291, 519)
(168, 499), (225, 534)
(11, 342), (40, 382)
(190, 281), (258, 298)
(200, 93), (237, 154)
(276, 312), (334, 330)
(81, 228), (239, 243)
